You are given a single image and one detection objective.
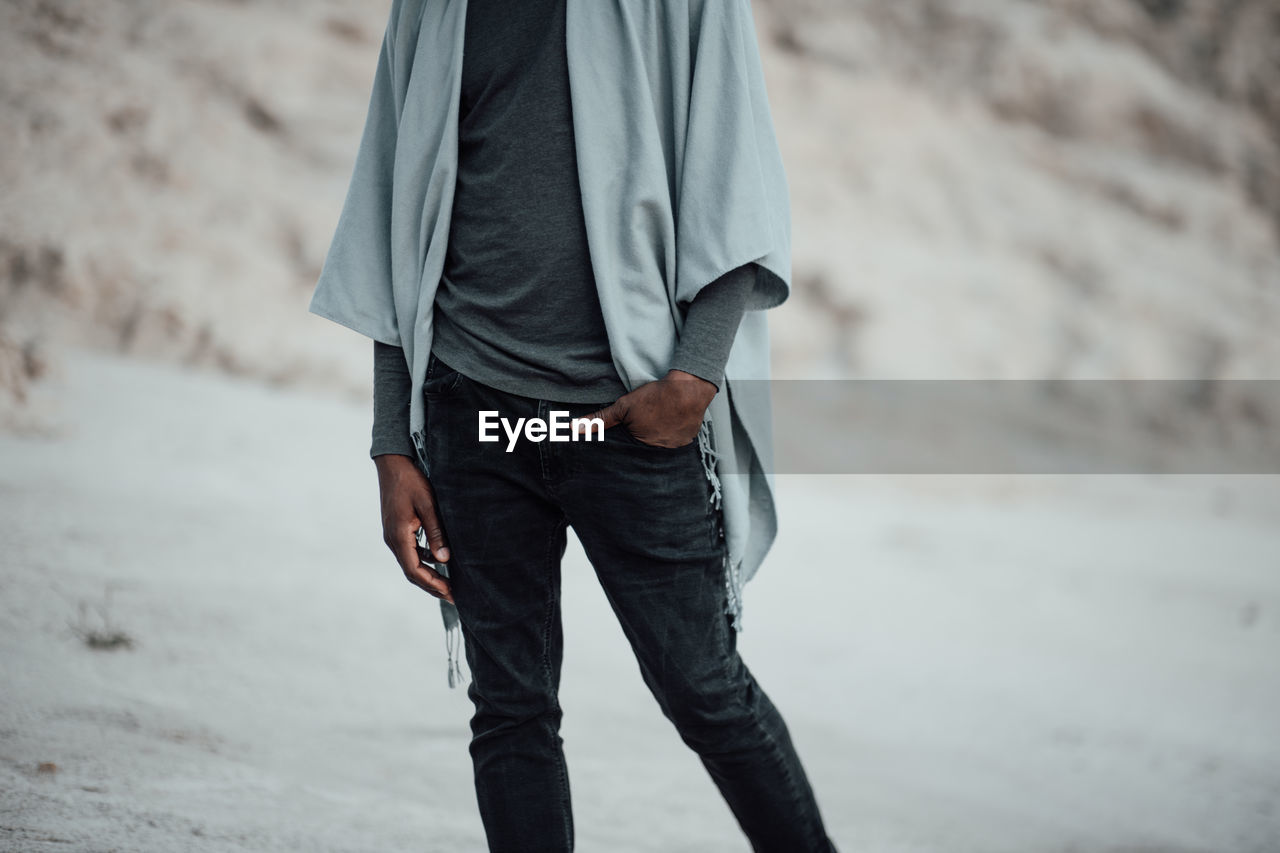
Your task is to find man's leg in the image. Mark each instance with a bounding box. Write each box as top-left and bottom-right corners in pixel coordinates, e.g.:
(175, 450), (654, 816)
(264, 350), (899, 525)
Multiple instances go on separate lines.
(424, 355), (574, 853)
(555, 411), (838, 853)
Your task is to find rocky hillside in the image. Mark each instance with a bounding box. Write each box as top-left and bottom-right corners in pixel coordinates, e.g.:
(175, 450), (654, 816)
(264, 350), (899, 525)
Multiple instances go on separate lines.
(2, 0), (1277, 416)
(752, 0), (1279, 379)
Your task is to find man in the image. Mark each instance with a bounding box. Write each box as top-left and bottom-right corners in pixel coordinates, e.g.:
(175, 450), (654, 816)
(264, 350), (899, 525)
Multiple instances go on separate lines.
(310, 0), (837, 850)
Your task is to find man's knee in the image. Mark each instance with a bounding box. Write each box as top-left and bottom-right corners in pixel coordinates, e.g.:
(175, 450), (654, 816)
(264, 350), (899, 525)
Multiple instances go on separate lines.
(653, 660), (770, 754)
(650, 666), (747, 737)
(468, 686), (564, 746)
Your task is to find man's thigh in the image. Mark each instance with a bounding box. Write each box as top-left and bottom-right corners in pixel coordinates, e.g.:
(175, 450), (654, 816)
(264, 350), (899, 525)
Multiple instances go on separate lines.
(557, 423), (733, 702)
(424, 356), (568, 706)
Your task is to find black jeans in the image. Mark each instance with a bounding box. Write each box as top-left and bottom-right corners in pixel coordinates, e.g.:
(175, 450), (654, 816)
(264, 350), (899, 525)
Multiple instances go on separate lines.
(423, 352), (837, 853)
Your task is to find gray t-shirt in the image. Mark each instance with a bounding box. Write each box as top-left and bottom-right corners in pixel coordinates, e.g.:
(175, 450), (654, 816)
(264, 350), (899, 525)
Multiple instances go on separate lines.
(429, 0), (624, 403)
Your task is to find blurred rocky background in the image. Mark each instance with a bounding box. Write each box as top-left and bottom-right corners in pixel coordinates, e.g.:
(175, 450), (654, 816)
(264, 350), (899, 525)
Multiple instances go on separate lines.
(1, 0), (1277, 413)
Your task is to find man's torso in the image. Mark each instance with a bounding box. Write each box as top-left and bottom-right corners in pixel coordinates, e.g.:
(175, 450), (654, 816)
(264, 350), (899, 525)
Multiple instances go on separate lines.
(430, 0), (628, 403)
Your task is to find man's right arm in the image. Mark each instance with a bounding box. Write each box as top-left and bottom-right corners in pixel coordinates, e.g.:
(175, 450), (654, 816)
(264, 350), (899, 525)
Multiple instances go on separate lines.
(372, 339), (417, 460)
(371, 340), (453, 602)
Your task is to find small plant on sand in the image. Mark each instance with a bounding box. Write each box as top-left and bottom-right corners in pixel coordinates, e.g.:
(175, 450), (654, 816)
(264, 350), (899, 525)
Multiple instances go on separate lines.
(70, 587), (135, 651)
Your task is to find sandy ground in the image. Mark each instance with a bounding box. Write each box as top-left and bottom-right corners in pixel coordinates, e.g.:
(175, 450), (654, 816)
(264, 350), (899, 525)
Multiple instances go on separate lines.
(2, 349), (1279, 852)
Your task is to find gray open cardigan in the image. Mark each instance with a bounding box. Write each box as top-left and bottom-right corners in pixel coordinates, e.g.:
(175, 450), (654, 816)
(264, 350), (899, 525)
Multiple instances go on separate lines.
(308, 0), (793, 687)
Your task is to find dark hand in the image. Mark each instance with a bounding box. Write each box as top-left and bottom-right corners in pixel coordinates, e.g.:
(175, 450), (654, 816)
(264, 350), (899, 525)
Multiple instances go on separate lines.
(574, 369), (717, 449)
(374, 453), (454, 604)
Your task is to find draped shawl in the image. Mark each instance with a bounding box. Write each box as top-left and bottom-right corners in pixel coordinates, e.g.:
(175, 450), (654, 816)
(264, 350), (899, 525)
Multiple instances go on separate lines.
(308, 0), (792, 686)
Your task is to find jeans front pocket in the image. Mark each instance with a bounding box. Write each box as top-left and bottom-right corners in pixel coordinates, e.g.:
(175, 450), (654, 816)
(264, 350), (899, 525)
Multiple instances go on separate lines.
(423, 352), (466, 398)
(614, 422), (698, 453)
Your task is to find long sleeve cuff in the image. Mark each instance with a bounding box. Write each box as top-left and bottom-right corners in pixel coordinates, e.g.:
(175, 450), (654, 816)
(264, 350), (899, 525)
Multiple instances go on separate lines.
(668, 263), (755, 390)
(371, 339), (417, 460)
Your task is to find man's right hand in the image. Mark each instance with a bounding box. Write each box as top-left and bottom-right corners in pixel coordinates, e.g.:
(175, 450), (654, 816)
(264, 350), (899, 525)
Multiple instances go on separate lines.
(374, 453), (454, 604)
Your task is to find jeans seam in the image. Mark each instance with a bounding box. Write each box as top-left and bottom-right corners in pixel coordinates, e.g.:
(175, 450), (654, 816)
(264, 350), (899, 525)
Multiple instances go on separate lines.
(761, 709), (814, 848)
(540, 514), (571, 849)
